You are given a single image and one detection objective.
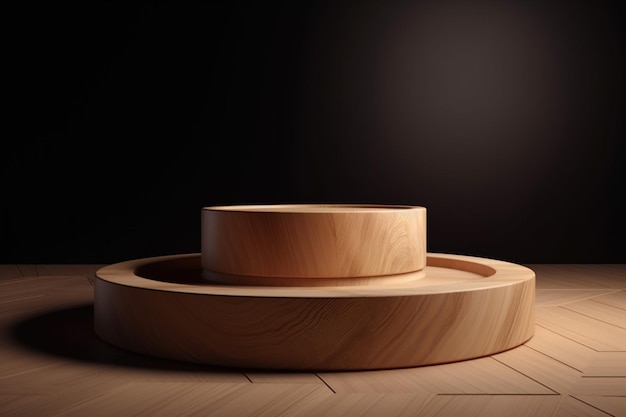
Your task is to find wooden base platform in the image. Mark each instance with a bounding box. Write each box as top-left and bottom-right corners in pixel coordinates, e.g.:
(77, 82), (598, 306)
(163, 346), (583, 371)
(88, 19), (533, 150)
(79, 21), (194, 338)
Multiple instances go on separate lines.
(94, 252), (535, 371)
(2, 263), (625, 416)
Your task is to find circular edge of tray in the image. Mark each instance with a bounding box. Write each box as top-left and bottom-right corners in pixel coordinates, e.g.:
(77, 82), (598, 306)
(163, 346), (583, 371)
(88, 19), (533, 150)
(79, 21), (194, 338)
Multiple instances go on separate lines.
(95, 252), (534, 298)
(93, 253), (536, 371)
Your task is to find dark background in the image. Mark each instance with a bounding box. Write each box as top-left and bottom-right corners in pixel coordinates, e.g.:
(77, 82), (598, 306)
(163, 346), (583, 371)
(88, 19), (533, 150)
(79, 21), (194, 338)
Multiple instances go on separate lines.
(2, 0), (625, 264)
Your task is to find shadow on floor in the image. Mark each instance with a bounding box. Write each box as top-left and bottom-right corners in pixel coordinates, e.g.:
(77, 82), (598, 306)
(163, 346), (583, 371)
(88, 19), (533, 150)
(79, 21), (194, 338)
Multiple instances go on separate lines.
(10, 303), (243, 374)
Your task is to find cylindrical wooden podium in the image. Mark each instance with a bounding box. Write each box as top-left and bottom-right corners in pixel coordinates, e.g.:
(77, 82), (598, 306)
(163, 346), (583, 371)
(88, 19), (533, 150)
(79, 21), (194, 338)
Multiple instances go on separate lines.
(201, 205), (427, 286)
(94, 205), (535, 371)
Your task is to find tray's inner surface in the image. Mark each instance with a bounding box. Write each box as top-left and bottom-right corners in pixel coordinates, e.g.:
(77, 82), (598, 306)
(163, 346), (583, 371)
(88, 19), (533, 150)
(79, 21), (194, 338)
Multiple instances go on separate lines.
(134, 255), (486, 288)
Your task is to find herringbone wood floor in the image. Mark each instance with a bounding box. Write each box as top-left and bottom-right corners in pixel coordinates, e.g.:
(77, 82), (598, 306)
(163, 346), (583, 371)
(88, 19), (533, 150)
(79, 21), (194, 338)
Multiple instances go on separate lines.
(1, 263), (624, 416)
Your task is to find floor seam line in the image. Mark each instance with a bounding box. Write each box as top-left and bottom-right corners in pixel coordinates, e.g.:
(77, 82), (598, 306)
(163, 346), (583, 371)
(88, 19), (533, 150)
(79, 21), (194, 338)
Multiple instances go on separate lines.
(314, 373), (336, 394)
(534, 323), (601, 352)
(569, 395), (616, 417)
(559, 305), (626, 330)
(491, 356), (560, 395)
(523, 345), (584, 373)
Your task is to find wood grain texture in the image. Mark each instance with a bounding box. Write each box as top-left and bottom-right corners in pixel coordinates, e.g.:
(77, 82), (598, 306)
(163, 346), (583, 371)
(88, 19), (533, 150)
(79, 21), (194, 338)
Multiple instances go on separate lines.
(1, 264), (624, 416)
(581, 352), (626, 377)
(492, 345), (581, 394)
(0, 265), (24, 281)
(317, 356), (553, 394)
(588, 290), (626, 310)
(201, 205), (426, 280)
(94, 252), (535, 371)
(535, 306), (626, 351)
(558, 396), (624, 417)
(569, 396), (626, 417)
(561, 298), (626, 328)
(572, 377), (626, 397)
(523, 325), (596, 372)
(535, 289), (619, 307)
(420, 396), (563, 417)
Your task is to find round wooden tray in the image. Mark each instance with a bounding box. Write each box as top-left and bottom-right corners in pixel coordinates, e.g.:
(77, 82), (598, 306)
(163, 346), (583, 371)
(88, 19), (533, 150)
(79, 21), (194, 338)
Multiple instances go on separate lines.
(94, 253), (535, 371)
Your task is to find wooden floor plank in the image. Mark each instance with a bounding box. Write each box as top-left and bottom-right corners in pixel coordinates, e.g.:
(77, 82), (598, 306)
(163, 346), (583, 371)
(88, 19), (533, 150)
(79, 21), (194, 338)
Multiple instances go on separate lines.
(1, 263), (625, 416)
(572, 377), (626, 397)
(48, 382), (333, 417)
(0, 291), (47, 310)
(3, 322), (248, 387)
(294, 393), (435, 417)
(245, 372), (323, 384)
(535, 306), (626, 351)
(535, 290), (620, 307)
(572, 396), (626, 417)
(0, 394), (49, 417)
(558, 395), (618, 417)
(4, 383), (228, 417)
(419, 395), (562, 417)
(2, 362), (134, 402)
(33, 264), (107, 278)
(0, 275), (93, 300)
(524, 325), (596, 372)
(0, 265), (24, 282)
(590, 290), (626, 310)
(318, 356), (554, 394)
(582, 353), (626, 377)
(492, 345), (582, 394)
(562, 299), (626, 329)
(1, 371), (137, 417)
(4, 357), (250, 388)
(0, 275), (90, 295)
(15, 265), (38, 278)
(0, 276), (93, 326)
(0, 346), (63, 381)
(0, 278), (48, 303)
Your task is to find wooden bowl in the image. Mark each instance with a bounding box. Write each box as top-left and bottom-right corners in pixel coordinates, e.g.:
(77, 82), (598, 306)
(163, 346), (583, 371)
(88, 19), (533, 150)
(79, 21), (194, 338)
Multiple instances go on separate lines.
(201, 204), (426, 284)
